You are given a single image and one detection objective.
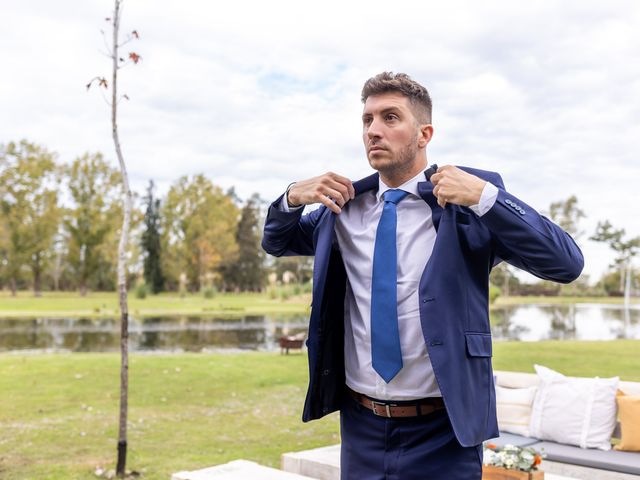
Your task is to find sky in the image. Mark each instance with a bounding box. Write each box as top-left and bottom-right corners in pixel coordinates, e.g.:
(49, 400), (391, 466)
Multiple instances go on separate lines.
(2, 0), (639, 283)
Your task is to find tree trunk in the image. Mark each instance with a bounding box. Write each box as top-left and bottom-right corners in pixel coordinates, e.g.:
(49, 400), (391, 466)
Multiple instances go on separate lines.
(10, 277), (17, 297)
(32, 252), (42, 297)
(110, 1), (132, 476)
(624, 260), (631, 310)
(33, 270), (42, 297)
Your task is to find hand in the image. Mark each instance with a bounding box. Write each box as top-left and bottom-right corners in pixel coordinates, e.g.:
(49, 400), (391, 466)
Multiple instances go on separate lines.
(287, 172), (355, 214)
(430, 165), (487, 209)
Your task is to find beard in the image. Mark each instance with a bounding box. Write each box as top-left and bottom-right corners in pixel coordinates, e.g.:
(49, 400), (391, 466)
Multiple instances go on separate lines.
(369, 132), (420, 178)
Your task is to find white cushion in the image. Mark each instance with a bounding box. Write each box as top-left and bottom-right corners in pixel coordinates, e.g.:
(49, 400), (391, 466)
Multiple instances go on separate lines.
(496, 385), (537, 436)
(529, 364), (619, 450)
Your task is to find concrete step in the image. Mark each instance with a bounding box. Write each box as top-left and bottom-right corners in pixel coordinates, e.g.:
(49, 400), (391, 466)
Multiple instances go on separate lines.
(172, 460), (317, 480)
(281, 444), (340, 480)
(280, 444), (608, 480)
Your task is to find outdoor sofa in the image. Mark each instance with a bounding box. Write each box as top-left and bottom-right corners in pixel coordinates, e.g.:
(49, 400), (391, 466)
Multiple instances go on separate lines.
(489, 369), (640, 476)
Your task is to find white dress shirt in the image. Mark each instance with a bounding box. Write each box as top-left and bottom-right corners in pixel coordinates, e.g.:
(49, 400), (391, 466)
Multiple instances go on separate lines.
(283, 169), (498, 400)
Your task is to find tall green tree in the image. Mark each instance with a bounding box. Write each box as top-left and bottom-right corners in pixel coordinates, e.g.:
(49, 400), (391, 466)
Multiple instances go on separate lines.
(63, 152), (122, 295)
(0, 140), (61, 296)
(220, 193), (266, 291)
(591, 220), (640, 301)
(547, 195), (586, 240)
(161, 174), (239, 291)
(141, 180), (165, 293)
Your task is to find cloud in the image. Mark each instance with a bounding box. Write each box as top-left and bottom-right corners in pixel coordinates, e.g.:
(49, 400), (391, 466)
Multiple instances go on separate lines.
(2, 0), (639, 282)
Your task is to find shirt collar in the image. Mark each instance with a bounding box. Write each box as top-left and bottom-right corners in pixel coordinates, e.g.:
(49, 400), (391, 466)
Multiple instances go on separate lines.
(376, 170), (425, 202)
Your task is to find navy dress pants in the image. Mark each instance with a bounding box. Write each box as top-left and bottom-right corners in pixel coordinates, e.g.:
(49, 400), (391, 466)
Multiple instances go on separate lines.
(340, 394), (483, 480)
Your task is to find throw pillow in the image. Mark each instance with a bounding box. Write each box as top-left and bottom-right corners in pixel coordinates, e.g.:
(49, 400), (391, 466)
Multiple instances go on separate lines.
(496, 385), (537, 436)
(615, 390), (640, 452)
(529, 365), (619, 450)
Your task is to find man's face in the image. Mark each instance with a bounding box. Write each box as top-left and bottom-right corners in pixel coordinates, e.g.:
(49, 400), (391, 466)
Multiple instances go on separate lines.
(362, 92), (425, 176)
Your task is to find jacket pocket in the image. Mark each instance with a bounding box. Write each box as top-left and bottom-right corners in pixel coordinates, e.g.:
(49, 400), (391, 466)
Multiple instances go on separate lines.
(465, 332), (492, 357)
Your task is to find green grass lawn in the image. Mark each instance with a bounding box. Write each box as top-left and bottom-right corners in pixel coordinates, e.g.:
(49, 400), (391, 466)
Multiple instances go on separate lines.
(0, 290), (312, 318)
(1, 341), (638, 479)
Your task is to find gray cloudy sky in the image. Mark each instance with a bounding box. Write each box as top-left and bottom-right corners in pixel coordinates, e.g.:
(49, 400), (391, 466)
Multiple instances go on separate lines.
(2, 0), (639, 282)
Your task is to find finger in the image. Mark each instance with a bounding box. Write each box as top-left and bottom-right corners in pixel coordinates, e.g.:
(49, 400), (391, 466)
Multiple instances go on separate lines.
(431, 172), (443, 185)
(328, 173), (355, 200)
(327, 181), (352, 206)
(320, 195), (342, 214)
(323, 185), (350, 207)
(437, 196), (447, 208)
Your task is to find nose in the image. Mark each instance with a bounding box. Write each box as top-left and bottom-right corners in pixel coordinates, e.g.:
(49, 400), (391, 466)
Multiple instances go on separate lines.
(366, 117), (382, 140)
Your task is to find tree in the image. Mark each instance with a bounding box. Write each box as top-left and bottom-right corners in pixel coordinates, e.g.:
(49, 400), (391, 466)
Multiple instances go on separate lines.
(64, 152), (122, 295)
(547, 195), (586, 240)
(489, 262), (519, 297)
(161, 174), (239, 291)
(141, 180), (165, 293)
(0, 140), (61, 296)
(220, 193), (266, 291)
(87, 2), (141, 475)
(591, 220), (640, 303)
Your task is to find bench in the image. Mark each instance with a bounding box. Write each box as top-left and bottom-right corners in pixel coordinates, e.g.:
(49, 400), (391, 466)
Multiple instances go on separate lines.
(490, 370), (640, 479)
(279, 333), (306, 354)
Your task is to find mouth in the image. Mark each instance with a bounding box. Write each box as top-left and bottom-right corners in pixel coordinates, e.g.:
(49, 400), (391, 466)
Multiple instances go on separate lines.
(368, 146), (386, 153)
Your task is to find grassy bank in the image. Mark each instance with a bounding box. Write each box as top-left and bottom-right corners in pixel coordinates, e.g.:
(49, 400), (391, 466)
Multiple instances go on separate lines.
(0, 290), (635, 320)
(0, 290), (312, 318)
(494, 295), (637, 306)
(1, 340), (638, 479)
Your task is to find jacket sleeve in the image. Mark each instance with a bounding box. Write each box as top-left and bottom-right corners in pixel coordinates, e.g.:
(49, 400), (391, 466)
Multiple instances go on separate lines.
(261, 193), (326, 257)
(480, 174), (584, 283)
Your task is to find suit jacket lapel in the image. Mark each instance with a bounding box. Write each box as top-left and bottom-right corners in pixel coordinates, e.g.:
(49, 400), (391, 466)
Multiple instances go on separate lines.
(417, 178), (442, 231)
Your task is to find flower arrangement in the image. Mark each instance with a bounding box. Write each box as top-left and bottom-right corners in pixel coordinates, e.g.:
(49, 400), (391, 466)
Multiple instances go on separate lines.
(483, 443), (545, 472)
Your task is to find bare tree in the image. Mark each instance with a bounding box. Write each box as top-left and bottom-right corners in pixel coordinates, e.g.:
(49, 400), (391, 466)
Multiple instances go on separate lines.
(87, 1), (141, 476)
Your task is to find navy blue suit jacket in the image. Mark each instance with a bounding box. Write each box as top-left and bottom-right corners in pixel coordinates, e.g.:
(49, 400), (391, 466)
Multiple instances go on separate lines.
(261, 167), (584, 447)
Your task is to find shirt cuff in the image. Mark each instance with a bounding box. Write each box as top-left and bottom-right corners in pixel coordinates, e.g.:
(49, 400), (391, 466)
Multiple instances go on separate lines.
(469, 182), (498, 217)
(279, 194), (304, 213)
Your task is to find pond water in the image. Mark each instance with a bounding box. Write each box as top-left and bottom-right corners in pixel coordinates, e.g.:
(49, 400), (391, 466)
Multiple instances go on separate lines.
(0, 304), (638, 353)
(0, 315), (308, 353)
(491, 303), (639, 341)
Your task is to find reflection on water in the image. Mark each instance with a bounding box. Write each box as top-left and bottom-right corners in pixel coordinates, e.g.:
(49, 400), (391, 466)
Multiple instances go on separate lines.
(490, 304), (640, 341)
(0, 315), (308, 353)
(1, 304), (638, 352)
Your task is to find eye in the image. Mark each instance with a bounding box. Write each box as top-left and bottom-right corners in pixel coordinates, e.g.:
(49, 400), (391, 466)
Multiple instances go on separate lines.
(362, 117), (372, 126)
(385, 113), (399, 121)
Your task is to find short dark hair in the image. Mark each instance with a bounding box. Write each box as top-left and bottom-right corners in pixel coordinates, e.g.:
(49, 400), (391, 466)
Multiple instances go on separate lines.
(361, 72), (432, 123)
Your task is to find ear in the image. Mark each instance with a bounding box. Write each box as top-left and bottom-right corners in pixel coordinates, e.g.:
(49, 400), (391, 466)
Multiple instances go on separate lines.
(418, 124), (434, 148)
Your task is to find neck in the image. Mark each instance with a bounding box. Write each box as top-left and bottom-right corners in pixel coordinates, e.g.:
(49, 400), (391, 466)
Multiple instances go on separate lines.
(380, 157), (428, 188)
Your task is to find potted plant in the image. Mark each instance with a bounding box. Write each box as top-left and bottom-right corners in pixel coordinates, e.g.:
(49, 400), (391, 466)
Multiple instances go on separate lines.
(482, 443), (545, 480)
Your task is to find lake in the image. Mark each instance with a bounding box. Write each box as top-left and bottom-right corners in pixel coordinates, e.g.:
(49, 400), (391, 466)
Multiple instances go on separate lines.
(0, 303), (637, 353)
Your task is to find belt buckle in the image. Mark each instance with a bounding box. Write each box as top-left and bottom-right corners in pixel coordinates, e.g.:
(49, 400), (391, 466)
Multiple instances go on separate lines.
(371, 400), (393, 418)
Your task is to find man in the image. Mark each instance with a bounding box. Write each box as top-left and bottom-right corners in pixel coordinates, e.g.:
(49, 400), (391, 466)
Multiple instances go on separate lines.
(262, 72), (583, 479)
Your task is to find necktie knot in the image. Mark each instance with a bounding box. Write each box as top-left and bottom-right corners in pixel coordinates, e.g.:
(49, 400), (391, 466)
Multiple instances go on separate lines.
(383, 189), (409, 205)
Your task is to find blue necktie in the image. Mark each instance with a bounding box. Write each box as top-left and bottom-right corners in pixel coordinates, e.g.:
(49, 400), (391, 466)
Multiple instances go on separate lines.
(371, 189), (409, 383)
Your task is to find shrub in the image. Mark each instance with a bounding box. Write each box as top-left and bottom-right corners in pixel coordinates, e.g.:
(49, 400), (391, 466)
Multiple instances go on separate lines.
(489, 285), (501, 304)
(135, 283), (148, 299)
(202, 286), (217, 299)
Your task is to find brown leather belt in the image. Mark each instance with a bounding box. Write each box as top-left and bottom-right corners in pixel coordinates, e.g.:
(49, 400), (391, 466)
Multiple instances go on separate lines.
(347, 387), (445, 418)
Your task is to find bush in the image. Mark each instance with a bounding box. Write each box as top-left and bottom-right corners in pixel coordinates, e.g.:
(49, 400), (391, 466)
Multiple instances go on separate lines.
(135, 283), (148, 299)
(202, 286), (217, 299)
(489, 285), (501, 304)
